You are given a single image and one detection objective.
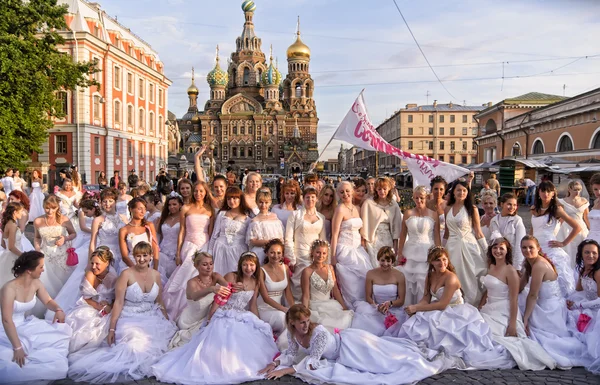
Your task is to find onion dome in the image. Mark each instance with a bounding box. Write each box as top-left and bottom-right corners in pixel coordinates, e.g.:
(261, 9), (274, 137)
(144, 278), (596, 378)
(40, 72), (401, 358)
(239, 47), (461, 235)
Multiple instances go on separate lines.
(187, 67), (199, 94)
(241, 0), (256, 12)
(286, 17), (310, 59)
(262, 46), (282, 87)
(206, 45), (228, 88)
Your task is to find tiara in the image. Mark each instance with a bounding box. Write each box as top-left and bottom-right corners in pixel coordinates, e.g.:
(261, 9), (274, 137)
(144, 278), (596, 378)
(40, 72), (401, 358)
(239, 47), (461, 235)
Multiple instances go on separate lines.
(168, 191), (182, 199)
(310, 239), (330, 249)
(240, 251), (258, 258)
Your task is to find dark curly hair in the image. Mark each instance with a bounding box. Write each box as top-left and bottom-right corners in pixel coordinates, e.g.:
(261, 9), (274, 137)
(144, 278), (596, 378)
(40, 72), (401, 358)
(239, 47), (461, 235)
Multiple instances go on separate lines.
(263, 238), (285, 264)
(534, 181), (559, 224)
(12, 251), (44, 277)
(430, 175), (448, 190)
(9, 190), (29, 212)
(575, 239), (600, 278)
(1, 202), (24, 233)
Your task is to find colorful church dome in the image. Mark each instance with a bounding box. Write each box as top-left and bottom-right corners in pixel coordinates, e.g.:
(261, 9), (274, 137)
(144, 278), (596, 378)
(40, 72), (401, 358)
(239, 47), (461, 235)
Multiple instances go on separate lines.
(241, 0), (256, 12)
(206, 46), (229, 88)
(262, 47), (282, 87)
(286, 17), (310, 59)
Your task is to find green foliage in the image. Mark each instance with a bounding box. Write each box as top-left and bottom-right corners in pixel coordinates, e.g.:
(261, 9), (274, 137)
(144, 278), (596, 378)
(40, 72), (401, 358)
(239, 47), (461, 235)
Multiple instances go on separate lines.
(0, 0), (97, 169)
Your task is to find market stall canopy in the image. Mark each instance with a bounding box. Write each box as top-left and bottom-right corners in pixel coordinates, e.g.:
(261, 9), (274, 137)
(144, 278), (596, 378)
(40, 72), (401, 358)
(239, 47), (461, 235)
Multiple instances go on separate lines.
(491, 158), (553, 169)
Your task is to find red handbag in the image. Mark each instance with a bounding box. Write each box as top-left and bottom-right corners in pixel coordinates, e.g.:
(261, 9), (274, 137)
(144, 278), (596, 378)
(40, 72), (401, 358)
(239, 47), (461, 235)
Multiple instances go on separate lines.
(66, 247), (79, 266)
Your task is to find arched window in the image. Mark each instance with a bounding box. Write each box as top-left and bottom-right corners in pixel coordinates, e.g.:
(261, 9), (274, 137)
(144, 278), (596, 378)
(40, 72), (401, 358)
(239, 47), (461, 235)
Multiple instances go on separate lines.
(593, 132), (600, 149)
(295, 84), (302, 98)
(532, 140), (544, 154)
(558, 135), (574, 152)
(243, 67), (250, 85)
(231, 68), (237, 86)
(484, 119), (497, 134)
(240, 147), (245, 157)
(257, 69), (262, 86)
(305, 83), (311, 98)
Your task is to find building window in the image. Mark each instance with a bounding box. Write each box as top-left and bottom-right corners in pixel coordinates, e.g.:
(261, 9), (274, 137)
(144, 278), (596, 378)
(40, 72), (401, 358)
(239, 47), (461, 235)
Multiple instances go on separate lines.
(593, 132), (600, 149)
(450, 127), (455, 135)
(248, 126), (252, 135)
(114, 100), (121, 123)
(149, 112), (154, 132)
(56, 91), (68, 115)
(462, 155), (468, 164)
(240, 126), (245, 135)
(408, 115), (413, 123)
(408, 127), (413, 135)
(93, 95), (101, 120)
(472, 141), (477, 150)
(439, 127), (444, 135)
(127, 141), (133, 157)
(439, 115), (444, 123)
(438, 155), (444, 161)
(114, 66), (121, 89)
(428, 127), (433, 135)
(139, 79), (145, 99)
(158, 116), (163, 134)
(428, 115), (434, 123)
(449, 155), (455, 164)
(267, 147), (273, 158)
(139, 109), (145, 128)
(55, 135), (67, 154)
(127, 73), (133, 94)
(139, 142), (144, 157)
(115, 139), (121, 156)
(93, 136), (100, 155)
(472, 128), (478, 135)
(450, 141), (455, 150)
(462, 127), (468, 135)
(532, 140), (544, 154)
(450, 115), (455, 123)
(149, 83), (154, 103)
(233, 126), (238, 135)
(248, 147), (253, 157)
(558, 135), (574, 152)
(428, 141), (433, 150)
(408, 141), (413, 150)
(439, 141), (444, 150)
(232, 147), (237, 157)
(240, 147), (245, 157)
(159, 89), (164, 107)
(114, 36), (120, 48)
(127, 105), (133, 126)
(462, 115), (468, 123)
(462, 141), (467, 150)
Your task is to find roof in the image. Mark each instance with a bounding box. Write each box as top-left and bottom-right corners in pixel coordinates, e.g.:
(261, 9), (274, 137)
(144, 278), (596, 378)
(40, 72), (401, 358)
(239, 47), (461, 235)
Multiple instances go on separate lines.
(504, 92), (567, 103)
(402, 103), (485, 112)
(491, 158), (550, 169)
(185, 133), (202, 144)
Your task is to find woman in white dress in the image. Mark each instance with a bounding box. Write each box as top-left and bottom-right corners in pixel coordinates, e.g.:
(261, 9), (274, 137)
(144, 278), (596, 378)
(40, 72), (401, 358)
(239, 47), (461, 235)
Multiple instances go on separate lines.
(286, 187), (327, 300)
(353, 247), (408, 336)
(243, 172), (262, 216)
(163, 182), (213, 320)
(444, 179), (488, 306)
(143, 190), (162, 223)
(115, 181), (132, 221)
(0, 251), (71, 382)
(397, 186), (441, 305)
(258, 239), (295, 338)
(558, 180), (590, 267)
(71, 199), (101, 251)
(272, 179), (301, 229)
(479, 237), (556, 370)
(260, 304), (448, 384)
(55, 178), (81, 224)
(317, 184), (336, 242)
(390, 246), (515, 370)
(8, 191), (34, 252)
(588, 174), (600, 244)
(152, 252), (279, 385)
(209, 186), (250, 275)
(331, 181), (374, 308)
(65, 246), (117, 353)
(247, 189), (284, 263)
(426, 176), (447, 240)
(479, 191), (497, 241)
(117, 197), (159, 273)
(169, 251), (229, 349)
(0, 203), (25, 288)
(27, 170), (45, 221)
(531, 180), (580, 297)
(156, 192), (183, 281)
(489, 193), (527, 270)
(519, 235), (591, 369)
(68, 241), (176, 383)
(361, 177), (403, 266)
(301, 240), (353, 331)
(32, 195), (76, 316)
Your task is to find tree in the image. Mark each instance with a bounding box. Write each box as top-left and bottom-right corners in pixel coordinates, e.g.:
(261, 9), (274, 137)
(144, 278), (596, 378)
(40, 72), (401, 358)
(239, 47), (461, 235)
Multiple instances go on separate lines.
(0, 0), (97, 170)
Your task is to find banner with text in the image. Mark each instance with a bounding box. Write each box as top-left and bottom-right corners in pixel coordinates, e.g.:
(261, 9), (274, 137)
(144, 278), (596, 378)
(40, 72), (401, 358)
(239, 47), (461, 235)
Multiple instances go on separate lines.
(333, 92), (469, 187)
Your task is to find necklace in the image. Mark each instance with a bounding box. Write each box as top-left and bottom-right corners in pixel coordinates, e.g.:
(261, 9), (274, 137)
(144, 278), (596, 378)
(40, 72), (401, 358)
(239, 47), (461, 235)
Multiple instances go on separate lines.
(305, 209), (317, 216)
(44, 215), (57, 226)
(128, 221), (143, 227)
(343, 203), (354, 214)
(196, 275), (212, 288)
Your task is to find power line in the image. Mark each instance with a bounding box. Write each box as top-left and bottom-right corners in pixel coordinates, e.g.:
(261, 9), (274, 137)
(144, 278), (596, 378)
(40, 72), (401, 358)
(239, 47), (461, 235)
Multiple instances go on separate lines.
(391, 0), (458, 100)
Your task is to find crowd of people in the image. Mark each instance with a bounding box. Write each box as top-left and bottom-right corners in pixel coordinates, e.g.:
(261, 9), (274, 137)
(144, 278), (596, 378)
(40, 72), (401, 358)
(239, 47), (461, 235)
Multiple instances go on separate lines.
(1, 156), (600, 384)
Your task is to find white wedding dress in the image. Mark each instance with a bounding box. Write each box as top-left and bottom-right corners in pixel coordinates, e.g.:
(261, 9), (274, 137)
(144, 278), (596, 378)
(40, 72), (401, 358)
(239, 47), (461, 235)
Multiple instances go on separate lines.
(397, 215), (435, 305)
(65, 271), (117, 353)
(115, 200), (130, 221)
(68, 282), (177, 383)
(152, 290), (279, 385)
(208, 211), (250, 275)
(445, 207), (487, 306)
(388, 286), (516, 370)
(334, 217), (374, 309)
(557, 199), (589, 267)
(531, 215), (576, 297)
(246, 218), (284, 264)
(308, 268), (354, 331)
(158, 221), (180, 282)
(588, 209), (600, 244)
(352, 284), (408, 336)
(169, 293), (215, 349)
(489, 215), (527, 270)
(480, 275), (556, 370)
(0, 229), (24, 288)
(258, 265), (289, 336)
(28, 181), (45, 221)
(279, 325), (450, 385)
(0, 297), (72, 382)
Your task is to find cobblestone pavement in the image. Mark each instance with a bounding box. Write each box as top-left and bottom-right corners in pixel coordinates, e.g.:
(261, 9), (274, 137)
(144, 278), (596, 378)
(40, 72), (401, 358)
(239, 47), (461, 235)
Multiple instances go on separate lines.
(51, 367), (600, 385)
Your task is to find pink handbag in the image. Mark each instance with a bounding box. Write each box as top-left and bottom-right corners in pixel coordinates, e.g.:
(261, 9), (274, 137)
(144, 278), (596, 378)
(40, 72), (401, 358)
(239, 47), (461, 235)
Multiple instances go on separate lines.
(577, 312), (592, 333)
(214, 283), (233, 306)
(66, 247), (79, 266)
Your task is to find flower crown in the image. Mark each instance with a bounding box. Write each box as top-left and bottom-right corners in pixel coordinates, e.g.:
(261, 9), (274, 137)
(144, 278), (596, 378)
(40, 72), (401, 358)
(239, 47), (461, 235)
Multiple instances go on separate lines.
(168, 191), (182, 199)
(310, 239), (330, 250)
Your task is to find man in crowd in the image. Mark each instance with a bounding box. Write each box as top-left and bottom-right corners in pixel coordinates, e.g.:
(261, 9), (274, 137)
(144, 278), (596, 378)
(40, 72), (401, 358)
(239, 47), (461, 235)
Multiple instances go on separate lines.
(487, 173), (500, 196)
(520, 177), (537, 206)
(110, 170), (121, 189)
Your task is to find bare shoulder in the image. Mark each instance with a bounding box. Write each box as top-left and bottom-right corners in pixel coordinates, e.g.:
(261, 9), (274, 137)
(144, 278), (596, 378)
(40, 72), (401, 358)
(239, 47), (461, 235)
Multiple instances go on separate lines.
(392, 267), (405, 281)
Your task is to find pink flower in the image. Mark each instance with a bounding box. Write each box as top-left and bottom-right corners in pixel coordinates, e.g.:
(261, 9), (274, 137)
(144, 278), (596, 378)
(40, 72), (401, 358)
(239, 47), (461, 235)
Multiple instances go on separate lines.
(384, 313), (398, 329)
(333, 328), (340, 334)
(398, 257), (407, 266)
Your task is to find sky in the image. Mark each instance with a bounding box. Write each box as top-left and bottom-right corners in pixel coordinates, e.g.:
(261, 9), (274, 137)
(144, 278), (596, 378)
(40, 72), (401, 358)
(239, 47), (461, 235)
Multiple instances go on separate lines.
(95, 0), (600, 160)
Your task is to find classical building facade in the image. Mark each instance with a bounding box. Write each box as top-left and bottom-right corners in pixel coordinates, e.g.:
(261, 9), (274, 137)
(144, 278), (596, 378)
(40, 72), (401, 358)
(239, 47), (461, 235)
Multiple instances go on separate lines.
(33, 0), (172, 186)
(475, 89), (600, 163)
(178, 1), (319, 175)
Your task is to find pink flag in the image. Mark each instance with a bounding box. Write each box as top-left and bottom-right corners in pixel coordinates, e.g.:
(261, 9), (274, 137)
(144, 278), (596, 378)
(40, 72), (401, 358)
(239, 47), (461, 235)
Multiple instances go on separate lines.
(330, 92), (469, 187)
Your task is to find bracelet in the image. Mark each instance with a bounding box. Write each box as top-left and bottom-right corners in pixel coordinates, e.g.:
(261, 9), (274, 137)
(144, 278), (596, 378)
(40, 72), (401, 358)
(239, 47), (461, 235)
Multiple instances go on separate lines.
(109, 328), (116, 332)
(388, 301), (393, 308)
(13, 346), (23, 351)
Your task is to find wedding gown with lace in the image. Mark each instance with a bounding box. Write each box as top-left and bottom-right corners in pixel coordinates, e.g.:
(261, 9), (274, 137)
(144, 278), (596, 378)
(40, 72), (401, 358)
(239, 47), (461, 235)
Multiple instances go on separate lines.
(246, 218), (284, 264)
(557, 199), (589, 267)
(209, 211), (250, 275)
(68, 282), (177, 383)
(152, 290), (279, 385)
(308, 268), (354, 331)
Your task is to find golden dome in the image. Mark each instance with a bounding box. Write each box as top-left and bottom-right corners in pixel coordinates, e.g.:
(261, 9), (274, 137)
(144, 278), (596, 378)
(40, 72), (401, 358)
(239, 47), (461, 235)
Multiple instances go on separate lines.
(187, 66), (199, 94)
(286, 35), (310, 59)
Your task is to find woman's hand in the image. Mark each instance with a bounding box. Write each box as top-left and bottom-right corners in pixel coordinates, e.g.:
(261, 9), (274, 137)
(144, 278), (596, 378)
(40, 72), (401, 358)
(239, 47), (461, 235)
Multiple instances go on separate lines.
(258, 362), (277, 375)
(523, 319), (530, 336)
(405, 305), (417, 316)
(55, 235), (65, 247)
(107, 330), (115, 346)
(377, 301), (391, 314)
(566, 300), (575, 310)
(266, 368), (289, 380)
(231, 282), (244, 292)
(505, 323), (518, 337)
(175, 255), (182, 266)
(214, 285), (231, 297)
(13, 348), (27, 367)
(53, 310), (65, 323)
(548, 240), (564, 248)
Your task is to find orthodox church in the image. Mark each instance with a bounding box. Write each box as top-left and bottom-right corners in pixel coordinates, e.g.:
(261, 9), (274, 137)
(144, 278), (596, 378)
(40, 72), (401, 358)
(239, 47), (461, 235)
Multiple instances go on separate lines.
(178, 0), (319, 175)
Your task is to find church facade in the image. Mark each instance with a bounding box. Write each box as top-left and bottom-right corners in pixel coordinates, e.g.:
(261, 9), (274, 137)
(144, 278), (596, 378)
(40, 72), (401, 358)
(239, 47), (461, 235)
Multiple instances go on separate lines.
(178, 0), (319, 175)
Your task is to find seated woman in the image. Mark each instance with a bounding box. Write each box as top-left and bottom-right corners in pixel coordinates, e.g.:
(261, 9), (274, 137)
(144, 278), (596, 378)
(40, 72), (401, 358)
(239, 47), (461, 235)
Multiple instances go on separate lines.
(387, 246), (515, 370)
(68, 241), (176, 383)
(259, 304), (448, 385)
(152, 252), (279, 385)
(247, 189), (284, 263)
(65, 246), (117, 354)
(0, 251), (71, 383)
(169, 251), (229, 349)
(352, 247), (408, 336)
(258, 238), (295, 340)
(519, 235), (591, 369)
(301, 240), (353, 331)
(479, 236), (556, 370)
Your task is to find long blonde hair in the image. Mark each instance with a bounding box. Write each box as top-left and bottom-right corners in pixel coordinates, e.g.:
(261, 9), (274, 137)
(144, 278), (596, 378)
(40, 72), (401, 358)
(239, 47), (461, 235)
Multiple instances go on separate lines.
(44, 195), (63, 222)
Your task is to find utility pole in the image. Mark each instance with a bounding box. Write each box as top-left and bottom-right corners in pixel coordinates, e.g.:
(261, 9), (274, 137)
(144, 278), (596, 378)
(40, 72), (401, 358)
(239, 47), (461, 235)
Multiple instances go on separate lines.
(425, 90), (430, 105)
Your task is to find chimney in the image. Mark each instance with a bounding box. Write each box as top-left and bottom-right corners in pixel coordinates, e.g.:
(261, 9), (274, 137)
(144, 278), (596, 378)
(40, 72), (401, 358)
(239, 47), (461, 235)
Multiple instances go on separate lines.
(488, 102), (493, 107)
(405, 103), (417, 109)
(433, 100), (437, 108)
(448, 101), (453, 108)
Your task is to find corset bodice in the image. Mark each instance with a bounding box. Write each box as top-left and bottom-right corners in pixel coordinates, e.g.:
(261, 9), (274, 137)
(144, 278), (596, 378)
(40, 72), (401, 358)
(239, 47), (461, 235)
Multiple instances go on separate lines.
(126, 232), (149, 255)
(373, 284), (398, 304)
(160, 222), (180, 255)
(310, 269), (334, 301)
(538, 279), (562, 300)
(481, 274), (509, 304)
(96, 214), (124, 250)
(581, 276), (598, 301)
(446, 206), (474, 239)
(122, 282), (159, 315)
(431, 286), (463, 306)
(10, 298), (36, 325)
(220, 290), (254, 311)
(38, 225), (68, 263)
(588, 209), (600, 242)
(405, 216), (435, 243)
(218, 215), (249, 246)
(337, 217), (363, 248)
(185, 214), (210, 246)
(116, 201), (130, 218)
(531, 215), (560, 243)
(261, 266), (288, 299)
